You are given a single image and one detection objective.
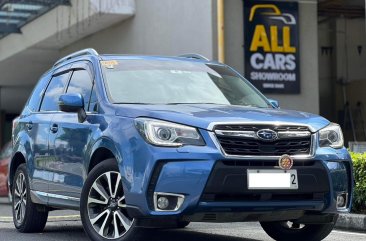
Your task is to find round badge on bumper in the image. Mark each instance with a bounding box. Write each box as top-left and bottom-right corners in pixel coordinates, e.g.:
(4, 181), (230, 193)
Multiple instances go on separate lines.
(278, 154), (293, 170)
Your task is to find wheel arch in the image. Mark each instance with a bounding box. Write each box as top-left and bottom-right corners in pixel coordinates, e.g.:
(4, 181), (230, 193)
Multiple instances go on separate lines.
(9, 151), (26, 191)
(88, 137), (123, 173)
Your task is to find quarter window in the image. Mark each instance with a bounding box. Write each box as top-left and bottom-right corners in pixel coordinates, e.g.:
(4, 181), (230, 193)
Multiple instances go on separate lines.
(40, 72), (70, 111)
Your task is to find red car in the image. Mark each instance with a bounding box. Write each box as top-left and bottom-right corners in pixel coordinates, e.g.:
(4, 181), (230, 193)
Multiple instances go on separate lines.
(0, 142), (12, 200)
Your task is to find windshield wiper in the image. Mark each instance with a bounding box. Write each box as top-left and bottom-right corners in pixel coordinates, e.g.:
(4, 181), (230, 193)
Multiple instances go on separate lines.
(114, 102), (151, 105)
(166, 102), (225, 105)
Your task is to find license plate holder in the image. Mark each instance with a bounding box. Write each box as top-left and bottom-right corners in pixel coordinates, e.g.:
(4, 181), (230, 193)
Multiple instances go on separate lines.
(247, 169), (298, 190)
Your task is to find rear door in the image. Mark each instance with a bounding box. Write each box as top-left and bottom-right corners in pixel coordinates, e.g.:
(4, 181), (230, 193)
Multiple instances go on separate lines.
(14, 72), (50, 194)
(48, 61), (97, 199)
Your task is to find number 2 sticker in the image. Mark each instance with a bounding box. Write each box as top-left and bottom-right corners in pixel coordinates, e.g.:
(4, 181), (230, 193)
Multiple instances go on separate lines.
(291, 174), (297, 185)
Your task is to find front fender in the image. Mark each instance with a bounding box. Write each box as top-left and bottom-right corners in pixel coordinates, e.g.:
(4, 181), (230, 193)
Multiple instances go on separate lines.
(87, 137), (124, 169)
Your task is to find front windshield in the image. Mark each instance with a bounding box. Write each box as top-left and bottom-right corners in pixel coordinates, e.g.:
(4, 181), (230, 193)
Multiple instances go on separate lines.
(101, 59), (270, 108)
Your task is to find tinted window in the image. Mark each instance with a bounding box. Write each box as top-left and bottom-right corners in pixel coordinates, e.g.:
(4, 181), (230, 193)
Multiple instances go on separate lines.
(27, 74), (51, 112)
(40, 73), (70, 111)
(102, 60), (269, 108)
(66, 70), (93, 109)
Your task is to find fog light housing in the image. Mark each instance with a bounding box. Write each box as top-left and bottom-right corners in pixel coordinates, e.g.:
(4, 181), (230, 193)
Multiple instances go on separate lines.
(154, 192), (185, 211)
(336, 192), (348, 209)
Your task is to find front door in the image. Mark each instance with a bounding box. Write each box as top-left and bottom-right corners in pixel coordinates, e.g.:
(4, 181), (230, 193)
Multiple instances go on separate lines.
(32, 69), (71, 195)
(48, 63), (98, 199)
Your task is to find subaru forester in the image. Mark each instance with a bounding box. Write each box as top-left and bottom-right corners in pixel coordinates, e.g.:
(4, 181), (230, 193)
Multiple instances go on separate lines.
(10, 49), (353, 241)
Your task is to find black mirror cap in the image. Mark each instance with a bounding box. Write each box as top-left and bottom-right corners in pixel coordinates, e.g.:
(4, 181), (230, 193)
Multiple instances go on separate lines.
(58, 93), (84, 113)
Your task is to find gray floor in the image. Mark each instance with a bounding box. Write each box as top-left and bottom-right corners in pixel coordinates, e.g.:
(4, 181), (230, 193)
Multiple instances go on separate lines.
(0, 198), (365, 241)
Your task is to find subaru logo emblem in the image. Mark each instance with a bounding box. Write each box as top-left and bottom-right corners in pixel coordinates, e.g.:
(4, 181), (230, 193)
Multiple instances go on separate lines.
(256, 129), (278, 141)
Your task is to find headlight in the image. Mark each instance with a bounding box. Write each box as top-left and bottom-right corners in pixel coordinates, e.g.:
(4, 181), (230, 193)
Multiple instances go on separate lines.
(135, 118), (205, 147)
(319, 123), (344, 148)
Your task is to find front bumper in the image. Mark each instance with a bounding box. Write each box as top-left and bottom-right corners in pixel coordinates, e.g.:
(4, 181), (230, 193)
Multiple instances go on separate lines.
(119, 128), (353, 223)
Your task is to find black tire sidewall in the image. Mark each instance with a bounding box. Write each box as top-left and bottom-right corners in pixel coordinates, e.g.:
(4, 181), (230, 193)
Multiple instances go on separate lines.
(12, 163), (49, 232)
(260, 221), (336, 241)
(80, 158), (138, 241)
(12, 164), (48, 233)
(176, 221), (190, 229)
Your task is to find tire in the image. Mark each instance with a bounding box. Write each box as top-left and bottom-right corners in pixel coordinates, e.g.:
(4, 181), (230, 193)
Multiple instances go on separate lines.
(260, 220), (336, 241)
(8, 185), (12, 203)
(12, 164), (48, 233)
(176, 221), (190, 228)
(80, 158), (140, 241)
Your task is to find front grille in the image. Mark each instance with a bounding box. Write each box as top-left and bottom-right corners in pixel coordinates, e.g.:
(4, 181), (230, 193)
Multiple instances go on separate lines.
(214, 125), (312, 156)
(214, 125), (309, 132)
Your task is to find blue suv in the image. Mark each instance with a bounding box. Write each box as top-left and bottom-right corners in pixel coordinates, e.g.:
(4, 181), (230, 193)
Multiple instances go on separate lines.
(10, 49), (353, 241)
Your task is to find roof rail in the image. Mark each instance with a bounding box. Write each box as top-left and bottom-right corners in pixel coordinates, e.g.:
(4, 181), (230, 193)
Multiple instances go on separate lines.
(178, 53), (209, 61)
(53, 48), (99, 67)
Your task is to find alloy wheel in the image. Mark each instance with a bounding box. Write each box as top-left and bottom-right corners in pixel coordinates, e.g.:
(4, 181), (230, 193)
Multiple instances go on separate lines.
(87, 171), (134, 239)
(13, 172), (27, 225)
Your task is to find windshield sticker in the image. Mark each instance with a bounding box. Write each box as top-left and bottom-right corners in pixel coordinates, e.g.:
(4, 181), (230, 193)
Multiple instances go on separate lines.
(101, 60), (119, 69)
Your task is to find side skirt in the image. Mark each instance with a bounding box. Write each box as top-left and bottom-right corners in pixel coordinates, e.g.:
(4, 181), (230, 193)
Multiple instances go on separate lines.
(30, 190), (80, 210)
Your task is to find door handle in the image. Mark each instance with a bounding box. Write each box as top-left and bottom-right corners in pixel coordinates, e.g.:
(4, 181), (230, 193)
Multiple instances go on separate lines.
(50, 124), (58, 133)
(26, 122), (33, 131)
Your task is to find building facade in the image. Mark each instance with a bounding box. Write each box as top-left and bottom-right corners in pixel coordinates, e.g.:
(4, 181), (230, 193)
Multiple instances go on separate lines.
(0, 0), (364, 145)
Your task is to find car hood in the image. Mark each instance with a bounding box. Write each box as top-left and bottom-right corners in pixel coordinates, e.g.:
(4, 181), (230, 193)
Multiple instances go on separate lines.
(115, 104), (330, 132)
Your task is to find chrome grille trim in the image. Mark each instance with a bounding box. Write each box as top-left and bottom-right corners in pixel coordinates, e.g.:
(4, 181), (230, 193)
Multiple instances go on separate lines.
(215, 130), (311, 139)
(210, 124), (316, 159)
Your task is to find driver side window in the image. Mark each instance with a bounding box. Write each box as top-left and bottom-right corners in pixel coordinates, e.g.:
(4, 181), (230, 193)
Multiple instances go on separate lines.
(66, 69), (93, 109)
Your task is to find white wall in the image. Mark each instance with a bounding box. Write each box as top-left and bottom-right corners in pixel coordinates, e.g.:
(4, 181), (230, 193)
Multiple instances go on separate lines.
(62, 0), (320, 115)
(336, 18), (366, 84)
(334, 18), (366, 141)
(318, 20), (336, 121)
(61, 0), (215, 58)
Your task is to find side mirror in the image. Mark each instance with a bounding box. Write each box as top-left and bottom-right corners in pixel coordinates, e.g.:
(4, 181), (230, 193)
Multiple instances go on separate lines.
(59, 93), (86, 122)
(59, 93), (84, 112)
(268, 99), (280, 109)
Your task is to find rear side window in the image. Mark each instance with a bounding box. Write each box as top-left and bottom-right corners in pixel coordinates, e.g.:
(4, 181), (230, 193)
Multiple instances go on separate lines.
(27, 74), (51, 112)
(66, 70), (93, 109)
(40, 72), (70, 111)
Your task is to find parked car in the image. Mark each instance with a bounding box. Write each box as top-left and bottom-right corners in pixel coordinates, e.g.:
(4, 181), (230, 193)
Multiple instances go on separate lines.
(10, 49), (353, 241)
(0, 142), (12, 201)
